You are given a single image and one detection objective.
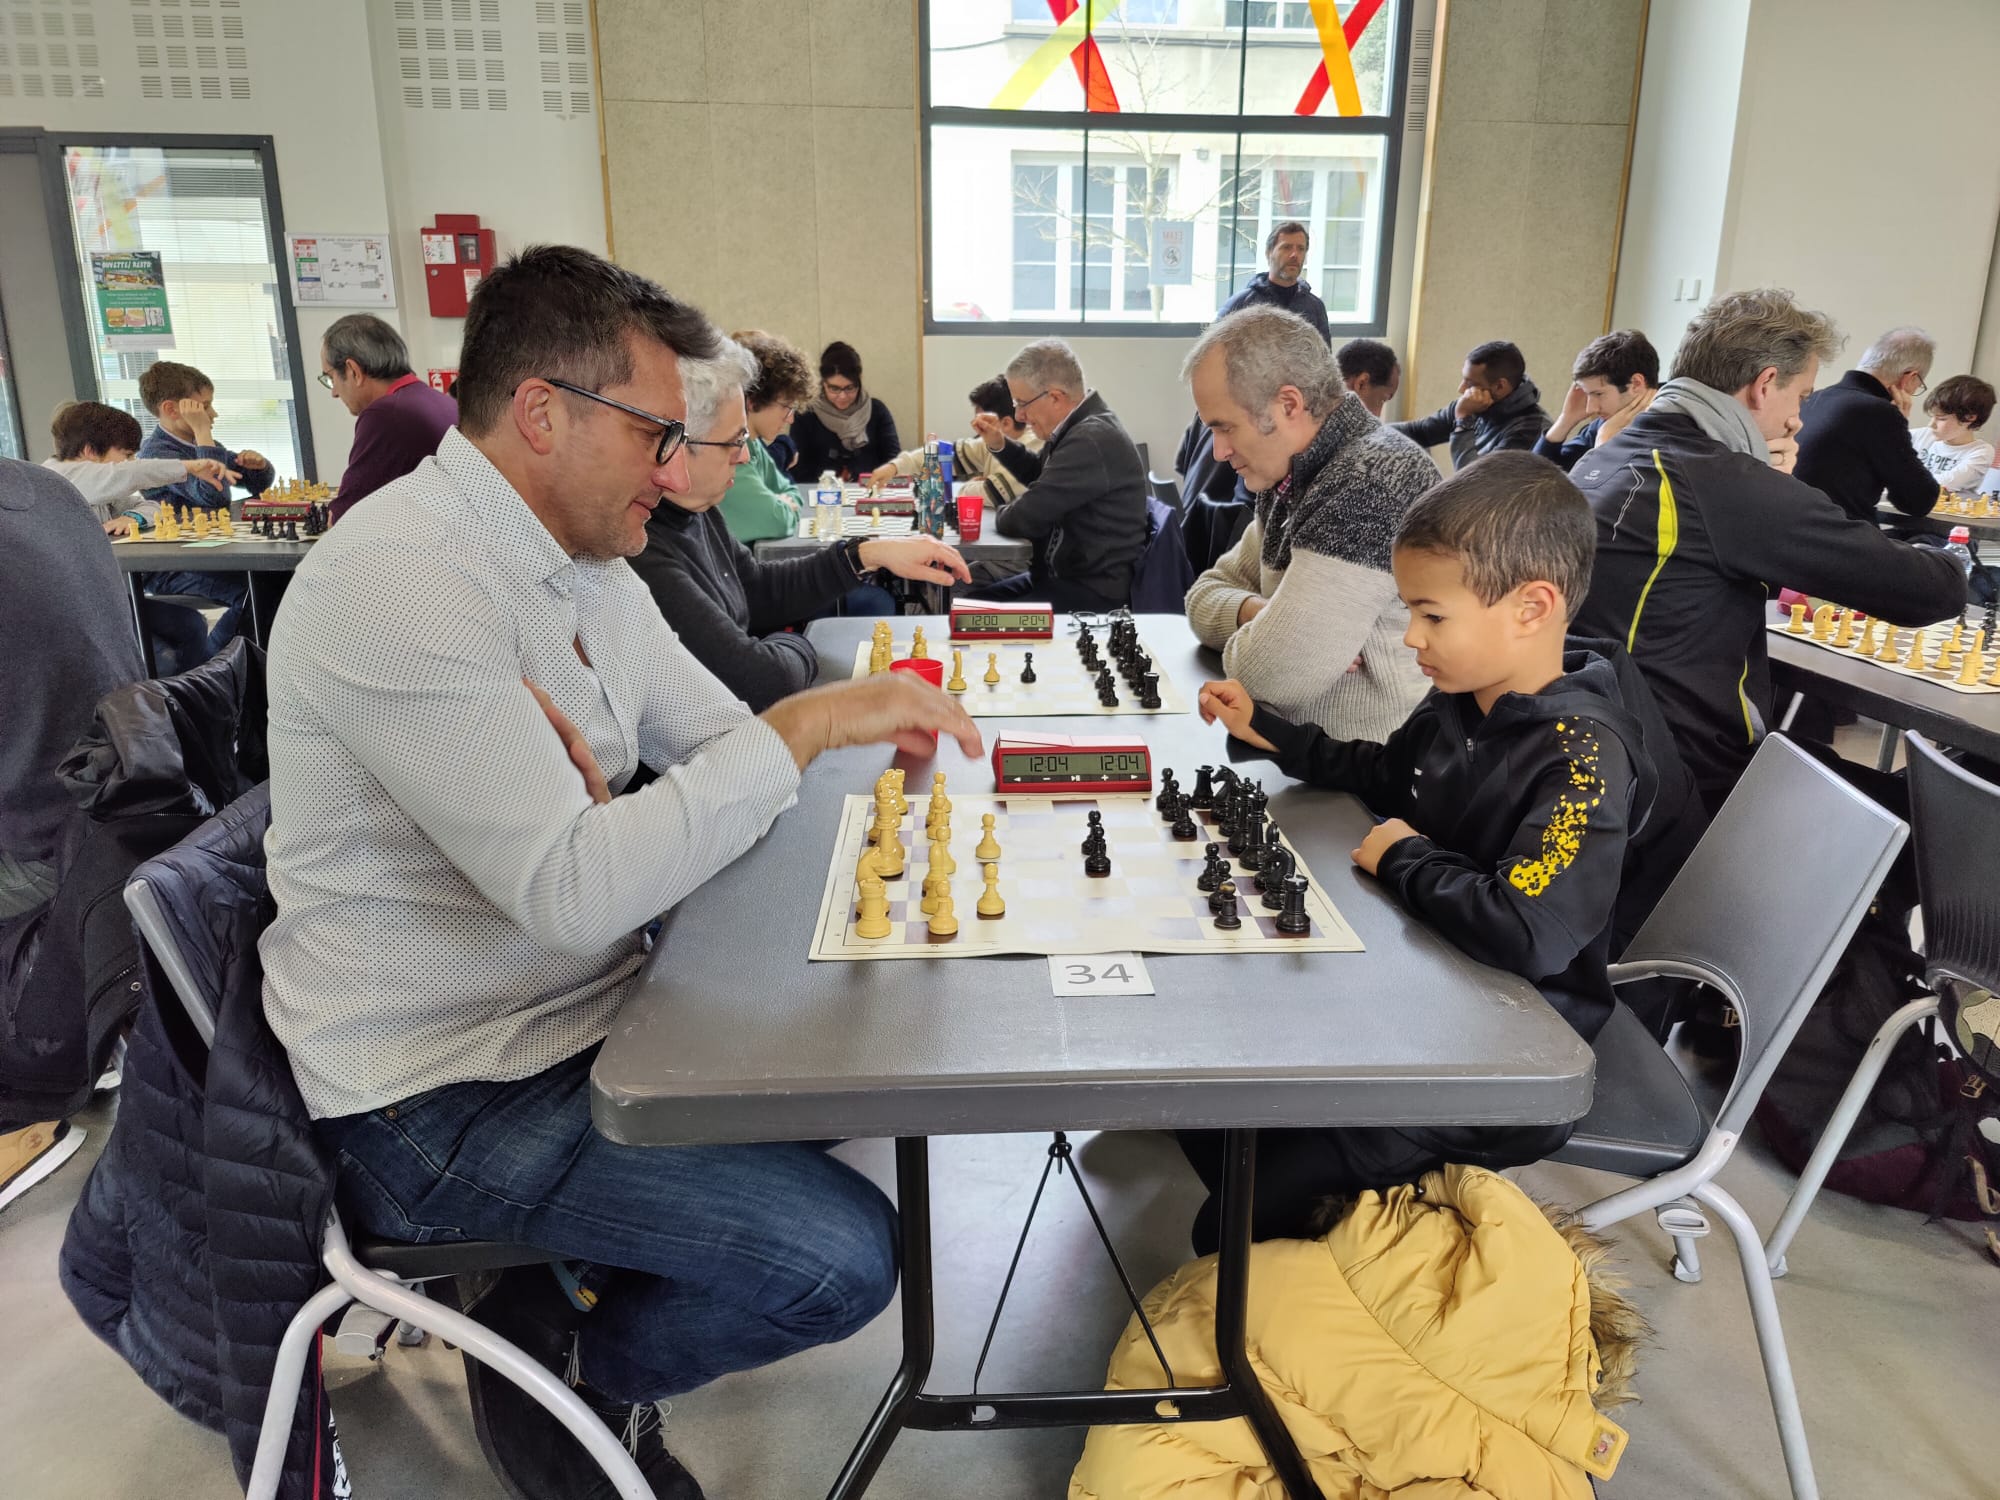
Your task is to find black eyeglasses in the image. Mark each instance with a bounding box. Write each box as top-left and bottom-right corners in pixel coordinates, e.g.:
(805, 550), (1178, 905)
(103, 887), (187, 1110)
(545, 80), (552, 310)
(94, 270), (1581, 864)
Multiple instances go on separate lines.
(543, 377), (687, 466)
(316, 371), (334, 391)
(1012, 389), (1051, 417)
(684, 429), (751, 456)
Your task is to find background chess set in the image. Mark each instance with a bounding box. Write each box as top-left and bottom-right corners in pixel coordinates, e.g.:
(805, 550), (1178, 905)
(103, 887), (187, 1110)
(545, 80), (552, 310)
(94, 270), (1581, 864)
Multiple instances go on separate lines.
(794, 513), (915, 539)
(1768, 606), (2000, 695)
(809, 791), (1362, 961)
(854, 630), (1189, 717)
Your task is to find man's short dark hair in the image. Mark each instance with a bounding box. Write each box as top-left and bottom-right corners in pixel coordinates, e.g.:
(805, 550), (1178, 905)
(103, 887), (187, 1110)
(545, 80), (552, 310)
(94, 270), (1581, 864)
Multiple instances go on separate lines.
(968, 374), (1013, 421)
(322, 313), (413, 382)
(1925, 374), (1996, 430)
(454, 244), (722, 436)
(819, 341), (863, 386)
(1572, 329), (1659, 390)
(1265, 220), (1309, 254)
(137, 360), (212, 414)
(1336, 337), (1398, 386)
(1395, 452), (1595, 620)
(1466, 340), (1527, 389)
(51, 400), (143, 460)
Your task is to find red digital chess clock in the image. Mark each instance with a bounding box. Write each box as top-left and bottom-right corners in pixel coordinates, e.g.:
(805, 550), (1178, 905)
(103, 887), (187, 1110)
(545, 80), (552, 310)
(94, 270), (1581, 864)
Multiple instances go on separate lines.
(950, 601), (1056, 640)
(992, 733), (1153, 794)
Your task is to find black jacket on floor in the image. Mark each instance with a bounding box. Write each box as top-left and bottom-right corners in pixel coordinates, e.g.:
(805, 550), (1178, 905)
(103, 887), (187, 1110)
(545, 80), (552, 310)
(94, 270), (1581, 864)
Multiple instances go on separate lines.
(1570, 408), (1965, 812)
(993, 390), (1149, 608)
(1795, 368), (1940, 522)
(629, 501), (860, 710)
(1248, 650), (1656, 1045)
(1394, 378), (1551, 471)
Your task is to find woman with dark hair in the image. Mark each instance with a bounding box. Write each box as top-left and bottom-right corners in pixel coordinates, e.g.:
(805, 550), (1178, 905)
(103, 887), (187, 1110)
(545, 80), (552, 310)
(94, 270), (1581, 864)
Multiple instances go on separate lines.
(791, 340), (900, 482)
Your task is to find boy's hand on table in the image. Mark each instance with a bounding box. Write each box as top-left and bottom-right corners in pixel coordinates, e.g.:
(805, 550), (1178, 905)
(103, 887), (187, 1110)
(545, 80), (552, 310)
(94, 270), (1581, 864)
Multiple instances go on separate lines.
(1352, 818), (1418, 875)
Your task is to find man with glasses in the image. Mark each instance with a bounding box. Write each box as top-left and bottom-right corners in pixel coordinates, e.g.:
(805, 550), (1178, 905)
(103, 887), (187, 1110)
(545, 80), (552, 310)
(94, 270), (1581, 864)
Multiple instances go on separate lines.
(968, 338), (1149, 611)
(631, 338), (971, 710)
(1795, 325), (1948, 522)
(317, 312), (457, 523)
(261, 246), (979, 1499)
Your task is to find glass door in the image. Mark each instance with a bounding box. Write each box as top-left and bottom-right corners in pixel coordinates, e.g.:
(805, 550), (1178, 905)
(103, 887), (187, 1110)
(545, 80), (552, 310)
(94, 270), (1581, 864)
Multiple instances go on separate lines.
(60, 142), (306, 479)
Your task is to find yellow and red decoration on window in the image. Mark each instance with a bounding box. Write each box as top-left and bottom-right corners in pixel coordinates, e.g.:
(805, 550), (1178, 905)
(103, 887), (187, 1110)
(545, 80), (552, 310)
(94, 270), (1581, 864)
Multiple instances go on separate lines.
(989, 0), (1390, 117)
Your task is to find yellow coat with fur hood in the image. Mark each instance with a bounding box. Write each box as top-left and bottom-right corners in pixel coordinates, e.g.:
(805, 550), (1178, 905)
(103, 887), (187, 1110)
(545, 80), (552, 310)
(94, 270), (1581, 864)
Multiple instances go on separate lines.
(1068, 1166), (1637, 1500)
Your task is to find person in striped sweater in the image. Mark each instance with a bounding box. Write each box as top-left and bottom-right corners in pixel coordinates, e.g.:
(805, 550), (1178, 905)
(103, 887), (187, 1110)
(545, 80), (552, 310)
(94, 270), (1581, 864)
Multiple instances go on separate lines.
(1183, 306), (1441, 745)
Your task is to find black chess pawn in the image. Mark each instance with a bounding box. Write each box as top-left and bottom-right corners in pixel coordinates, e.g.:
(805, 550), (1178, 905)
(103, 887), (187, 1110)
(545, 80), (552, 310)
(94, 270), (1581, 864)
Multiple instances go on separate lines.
(1259, 845), (1297, 908)
(1084, 841), (1112, 878)
(1275, 875), (1312, 934)
(1210, 881), (1242, 930)
(1139, 672), (1161, 710)
(1189, 765), (1216, 811)
(1155, 770), (1179, 815)
(1019, 652), (1037, 684)
(284, 518), (298, 540)
(1196, 842), (1228, 892)
(1080, 811), (1105, 854)
(1169, 799), (1199, 841)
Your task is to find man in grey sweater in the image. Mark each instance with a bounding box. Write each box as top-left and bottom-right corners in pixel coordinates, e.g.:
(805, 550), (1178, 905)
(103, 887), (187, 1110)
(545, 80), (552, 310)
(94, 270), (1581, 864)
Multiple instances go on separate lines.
(1183, 308), (1441, 745)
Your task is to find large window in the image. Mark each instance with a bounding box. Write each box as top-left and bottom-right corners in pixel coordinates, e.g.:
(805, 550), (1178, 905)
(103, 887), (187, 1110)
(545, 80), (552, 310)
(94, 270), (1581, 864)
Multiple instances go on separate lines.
(924, 0), (1412, 335)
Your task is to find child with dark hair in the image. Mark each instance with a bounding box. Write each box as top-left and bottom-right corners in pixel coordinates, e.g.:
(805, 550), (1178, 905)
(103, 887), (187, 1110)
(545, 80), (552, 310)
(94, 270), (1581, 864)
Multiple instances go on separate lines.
(1187, 451), (1699, 1250)
(43, 400), (235, 535)
(864, 372), (1041, 506)
(792, 340), (900, 482)
(1912, 374), (1996, 495)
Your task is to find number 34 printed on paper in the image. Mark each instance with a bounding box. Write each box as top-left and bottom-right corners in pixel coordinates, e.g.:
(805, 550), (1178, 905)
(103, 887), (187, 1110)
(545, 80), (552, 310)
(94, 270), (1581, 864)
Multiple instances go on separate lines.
(1048, 953), (1155, 996)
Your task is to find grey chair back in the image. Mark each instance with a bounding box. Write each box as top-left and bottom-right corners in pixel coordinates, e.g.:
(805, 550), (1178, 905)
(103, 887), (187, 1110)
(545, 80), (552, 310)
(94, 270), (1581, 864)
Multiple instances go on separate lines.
(1905, 733), (2000, 1080)
(127, 878), (216, 1046)
(1616, 735), (1906, 1136)
(1148, 472), (1181, 513)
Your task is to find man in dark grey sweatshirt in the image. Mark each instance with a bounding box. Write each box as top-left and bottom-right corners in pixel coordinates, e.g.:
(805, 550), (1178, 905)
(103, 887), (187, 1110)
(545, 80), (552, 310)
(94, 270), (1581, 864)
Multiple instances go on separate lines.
(1394, 339), (1551, 470)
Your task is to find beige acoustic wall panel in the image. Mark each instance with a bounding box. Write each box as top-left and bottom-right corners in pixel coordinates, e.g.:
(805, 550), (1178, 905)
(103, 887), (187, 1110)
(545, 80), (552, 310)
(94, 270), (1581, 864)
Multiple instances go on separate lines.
(1406, 0), (1646, 429)
(600, 0), (922, 434)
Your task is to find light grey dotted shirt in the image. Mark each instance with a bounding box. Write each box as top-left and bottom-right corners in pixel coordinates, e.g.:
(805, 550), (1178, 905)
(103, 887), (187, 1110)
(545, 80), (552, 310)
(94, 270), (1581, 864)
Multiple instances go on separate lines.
(261, 429), (801, 1119)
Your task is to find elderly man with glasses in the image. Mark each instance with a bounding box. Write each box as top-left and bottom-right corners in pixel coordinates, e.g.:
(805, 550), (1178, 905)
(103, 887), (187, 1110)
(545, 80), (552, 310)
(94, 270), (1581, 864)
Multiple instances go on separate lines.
(1795, 324), (1949, 523)
(317, 312), (458, 523)
(967, 337), (1149, 611)
(261, 246), (981, 1499)
(630, 337), (971, 711)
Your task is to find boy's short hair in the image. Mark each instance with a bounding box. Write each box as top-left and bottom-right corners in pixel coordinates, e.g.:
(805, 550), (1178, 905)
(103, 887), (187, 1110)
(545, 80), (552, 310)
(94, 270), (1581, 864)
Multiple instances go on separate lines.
(1466, 340), (1527, 388)
(967, 374), (1013, 420)
(50, 400), (143, 461)
(732, 328), (814, 410)
(1394, 452), (1596, 620)
(1924, 374), (1996, 430)
(137, 360), (213, 414)
(1572, 329), (1659, 390)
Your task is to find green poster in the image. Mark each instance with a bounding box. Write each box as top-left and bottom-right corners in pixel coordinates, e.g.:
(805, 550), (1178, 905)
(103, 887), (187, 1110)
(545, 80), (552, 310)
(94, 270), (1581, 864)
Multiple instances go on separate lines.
(91, 251), (175, 351)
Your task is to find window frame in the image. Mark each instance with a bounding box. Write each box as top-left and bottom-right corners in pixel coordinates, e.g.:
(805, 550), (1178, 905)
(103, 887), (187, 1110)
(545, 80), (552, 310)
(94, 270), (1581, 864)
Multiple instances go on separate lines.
(920, 0), (1416, 339)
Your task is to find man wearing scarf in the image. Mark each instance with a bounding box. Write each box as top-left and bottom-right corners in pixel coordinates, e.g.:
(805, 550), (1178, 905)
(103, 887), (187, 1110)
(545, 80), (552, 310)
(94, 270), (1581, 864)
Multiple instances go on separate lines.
(1570, 288), (1965, 813)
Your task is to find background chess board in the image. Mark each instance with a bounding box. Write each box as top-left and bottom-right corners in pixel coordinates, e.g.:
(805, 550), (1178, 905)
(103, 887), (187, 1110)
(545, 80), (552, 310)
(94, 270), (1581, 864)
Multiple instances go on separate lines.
(809, 792), (1362, 961)
(854, 631), (1189, 717)
(795, 513), (915, 538)
(1768, 616), (2000, 695)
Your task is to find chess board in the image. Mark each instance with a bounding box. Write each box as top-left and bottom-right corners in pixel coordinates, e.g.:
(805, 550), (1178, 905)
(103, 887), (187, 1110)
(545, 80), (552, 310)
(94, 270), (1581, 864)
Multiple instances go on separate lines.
(795, 513), (915, 539)
(1768, 612), (2000, 695)
(853, 631), (1189, 717)
(809, 792), (1363, 961)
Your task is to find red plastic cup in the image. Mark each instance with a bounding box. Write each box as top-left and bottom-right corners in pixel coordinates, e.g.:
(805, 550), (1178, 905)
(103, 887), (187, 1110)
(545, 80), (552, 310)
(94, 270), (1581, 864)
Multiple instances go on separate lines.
(889, 655), (946, 744)
(955, 489), (984, 542)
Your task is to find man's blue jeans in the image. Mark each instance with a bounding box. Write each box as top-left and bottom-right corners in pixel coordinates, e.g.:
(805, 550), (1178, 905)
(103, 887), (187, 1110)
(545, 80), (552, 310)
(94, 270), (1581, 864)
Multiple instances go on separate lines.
(142, 568), (248, 653)
(315, 1044), (899, 1402)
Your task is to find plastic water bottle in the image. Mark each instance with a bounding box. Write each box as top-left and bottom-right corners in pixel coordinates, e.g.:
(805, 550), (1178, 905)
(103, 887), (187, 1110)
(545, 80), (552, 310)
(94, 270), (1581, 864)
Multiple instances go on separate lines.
(814, 472), (841, 539)
(1944, 525), (1976, 579)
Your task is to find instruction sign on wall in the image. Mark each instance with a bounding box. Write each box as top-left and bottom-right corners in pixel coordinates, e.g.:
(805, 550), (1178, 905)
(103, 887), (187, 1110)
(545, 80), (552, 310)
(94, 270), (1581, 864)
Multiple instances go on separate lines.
(1148, 220), (1194, 286)
(90, 251), (175, 351)
(287, 233), (395, 308)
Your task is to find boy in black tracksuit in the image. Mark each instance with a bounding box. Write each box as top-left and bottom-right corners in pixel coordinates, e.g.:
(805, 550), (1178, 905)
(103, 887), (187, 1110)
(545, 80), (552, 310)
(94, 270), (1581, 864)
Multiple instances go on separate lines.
(1185, 451), (1697, 1251)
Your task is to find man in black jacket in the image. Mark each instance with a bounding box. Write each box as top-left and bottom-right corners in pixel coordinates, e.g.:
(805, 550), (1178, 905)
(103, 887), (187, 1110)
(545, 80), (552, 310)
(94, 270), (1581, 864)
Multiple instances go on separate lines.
(1215, 220), (1331, 341)
(1189, 453), (1673, 1247)
(1794, 326), (1943, 522)
(970, 338), (1149, 610)
(1393, 339), (1550, 469)
(1571, 291), (1965, 813)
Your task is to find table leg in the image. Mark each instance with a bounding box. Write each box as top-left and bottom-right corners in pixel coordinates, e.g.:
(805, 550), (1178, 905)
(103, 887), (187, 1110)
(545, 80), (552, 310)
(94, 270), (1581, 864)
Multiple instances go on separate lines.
(247, 569), (290, 646)
(1215, 1129), (1327, 1500)
(127, 572), (159, 677)
(1874, 723), (1899, 773)
(1777, 691), (1803, 733)
(824, 1136), (935, 1500)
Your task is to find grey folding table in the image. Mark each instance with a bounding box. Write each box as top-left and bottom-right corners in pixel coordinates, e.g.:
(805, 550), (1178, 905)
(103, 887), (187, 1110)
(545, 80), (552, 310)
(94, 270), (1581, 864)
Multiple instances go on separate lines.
(591, 614), (1596, 1500)
(1770, 621), (2000, 768)
(112, 536), (312, 672)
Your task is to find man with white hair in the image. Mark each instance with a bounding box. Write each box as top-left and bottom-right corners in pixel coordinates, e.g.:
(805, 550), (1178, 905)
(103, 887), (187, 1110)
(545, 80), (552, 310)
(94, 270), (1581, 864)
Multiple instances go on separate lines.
(1795, 325), (1946, 522)
(1182, 306), (1440, 742)
(968, 338), (1148, 610)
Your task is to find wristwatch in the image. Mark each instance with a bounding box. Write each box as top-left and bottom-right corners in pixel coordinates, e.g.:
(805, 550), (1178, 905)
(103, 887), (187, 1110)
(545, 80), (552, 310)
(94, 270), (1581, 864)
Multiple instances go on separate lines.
(836, 537), (873, 580)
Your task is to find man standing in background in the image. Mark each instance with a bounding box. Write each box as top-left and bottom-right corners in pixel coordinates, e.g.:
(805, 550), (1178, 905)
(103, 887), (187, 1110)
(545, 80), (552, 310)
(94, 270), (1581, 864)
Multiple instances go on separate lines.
(320, 314), (458, 523)
(1216, 222), (1331, 342)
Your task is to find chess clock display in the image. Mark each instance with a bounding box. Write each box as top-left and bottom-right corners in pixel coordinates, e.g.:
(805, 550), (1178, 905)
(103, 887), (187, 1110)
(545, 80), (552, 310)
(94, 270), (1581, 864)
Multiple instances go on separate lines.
(991, 733), (1153, 794)
(950, 601), (1056, 640)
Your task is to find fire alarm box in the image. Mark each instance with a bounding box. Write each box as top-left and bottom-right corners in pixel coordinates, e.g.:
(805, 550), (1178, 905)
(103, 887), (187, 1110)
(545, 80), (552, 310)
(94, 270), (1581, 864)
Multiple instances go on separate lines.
(420, 214), (495, 318)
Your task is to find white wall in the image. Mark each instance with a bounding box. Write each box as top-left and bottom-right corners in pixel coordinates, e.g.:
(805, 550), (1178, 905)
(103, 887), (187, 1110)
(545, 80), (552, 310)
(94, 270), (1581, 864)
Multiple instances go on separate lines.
(1714, 0), (2000, 382)
(1609, 0), (1750, 358)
